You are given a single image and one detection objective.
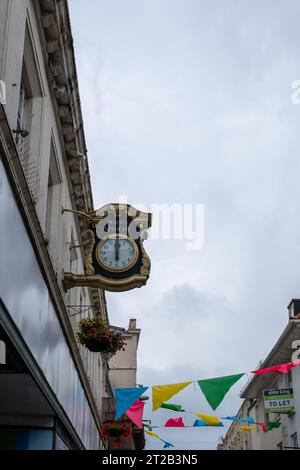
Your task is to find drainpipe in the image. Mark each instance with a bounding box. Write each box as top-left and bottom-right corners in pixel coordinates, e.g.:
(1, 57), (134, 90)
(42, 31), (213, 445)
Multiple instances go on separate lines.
(247, 399), (257, 450)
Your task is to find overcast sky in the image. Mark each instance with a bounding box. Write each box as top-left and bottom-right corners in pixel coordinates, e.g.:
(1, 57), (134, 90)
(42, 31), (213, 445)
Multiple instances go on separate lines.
(69, 0), (300, 449)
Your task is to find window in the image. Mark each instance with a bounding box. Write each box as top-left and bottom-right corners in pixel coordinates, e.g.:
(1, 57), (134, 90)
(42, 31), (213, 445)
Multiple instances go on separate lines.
(45, 140), (62, 273)
(15, 73), (31, 163)
(291, 432), (298, 449)
(15, 23), (43, 203)
(0, 427), (54, 450)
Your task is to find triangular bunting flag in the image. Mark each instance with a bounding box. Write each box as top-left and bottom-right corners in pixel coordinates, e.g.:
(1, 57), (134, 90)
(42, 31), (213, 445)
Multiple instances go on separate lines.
(252, 360), (300, 375)
(193, 413), (221, 426)
(222, 416), (254, 423)
(193, 419), (223, 427)
(257, 423), (268, 432)
(197, 373), (244, 410)
(267, 420), (281, 431)
(152, 382), (192, 411)
(115, 387), (148, 420)
(193, 419), (208, 427)
(233, 425), (257, 432)
(163, 442), (174, 449)
(160, 403), (185, 412)
(125, 400), (145, 429)
(164, 417), (185, 427)
(145, 430), (160, 439)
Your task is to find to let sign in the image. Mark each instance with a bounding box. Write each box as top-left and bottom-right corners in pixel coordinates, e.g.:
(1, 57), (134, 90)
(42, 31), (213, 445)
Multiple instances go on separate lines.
(264, 388), (294, 414)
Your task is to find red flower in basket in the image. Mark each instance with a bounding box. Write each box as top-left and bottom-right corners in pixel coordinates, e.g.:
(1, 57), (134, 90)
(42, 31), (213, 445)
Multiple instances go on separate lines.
(77, 317), (126, 354)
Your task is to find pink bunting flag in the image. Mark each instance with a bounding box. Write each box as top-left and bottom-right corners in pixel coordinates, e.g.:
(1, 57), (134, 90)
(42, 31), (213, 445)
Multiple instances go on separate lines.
(257, 423), (267, 432)
(125, 400), (145, 429)
(252, 360), (300, 375)
(164, 417), (185, 427)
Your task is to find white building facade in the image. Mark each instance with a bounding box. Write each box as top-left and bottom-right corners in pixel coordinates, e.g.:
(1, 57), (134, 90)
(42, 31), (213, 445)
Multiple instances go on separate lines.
(221, 303), (300, 450)
(0, 0), (111, 450)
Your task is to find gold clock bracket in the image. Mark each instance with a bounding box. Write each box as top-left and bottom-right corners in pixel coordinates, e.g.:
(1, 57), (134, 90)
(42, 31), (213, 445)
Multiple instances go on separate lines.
(62, 271), (149, 292)
(61, 203), (152, 293)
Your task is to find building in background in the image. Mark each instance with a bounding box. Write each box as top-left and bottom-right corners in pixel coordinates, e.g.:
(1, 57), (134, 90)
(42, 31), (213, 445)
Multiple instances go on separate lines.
(109, 319), (141, 390)
(220, 300), (300, 450)
(217, 399), (250, 450)
(102, 319), (145, 450)
(0, 0), (141, 450)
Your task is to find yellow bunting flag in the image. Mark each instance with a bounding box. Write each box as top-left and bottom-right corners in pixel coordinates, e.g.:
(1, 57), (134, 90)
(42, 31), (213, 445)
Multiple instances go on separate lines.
(233, 425), (257, 432)
(152, 382), (192, 411)
(193, 413), (221, 426)
(145, 430), (160, 439)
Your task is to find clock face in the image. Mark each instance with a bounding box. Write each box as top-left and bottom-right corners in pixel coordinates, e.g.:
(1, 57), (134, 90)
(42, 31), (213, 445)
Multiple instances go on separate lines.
(96, 236), (138, 271)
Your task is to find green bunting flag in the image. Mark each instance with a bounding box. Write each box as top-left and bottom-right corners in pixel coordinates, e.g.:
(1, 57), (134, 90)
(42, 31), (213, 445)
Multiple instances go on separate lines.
(267, 420), (281, 431)
(160, 403), (185, 412)
(197, 373), (244, 410)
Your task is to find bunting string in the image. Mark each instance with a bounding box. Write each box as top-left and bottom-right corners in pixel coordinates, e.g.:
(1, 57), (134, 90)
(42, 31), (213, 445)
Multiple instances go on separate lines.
(112, 360), (298, 447)
(114, 360), (300, 420)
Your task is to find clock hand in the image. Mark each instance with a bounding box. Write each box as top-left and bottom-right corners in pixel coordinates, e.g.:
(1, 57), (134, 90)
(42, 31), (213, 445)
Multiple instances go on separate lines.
(115, 237), (120, 261)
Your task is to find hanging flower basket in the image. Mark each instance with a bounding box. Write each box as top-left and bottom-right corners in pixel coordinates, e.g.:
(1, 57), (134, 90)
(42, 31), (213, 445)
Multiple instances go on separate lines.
(107, 428), (124, 438)
(77, 317), (126, 355)
(101, 421), (132, 441)
(84, 337), (111, 353)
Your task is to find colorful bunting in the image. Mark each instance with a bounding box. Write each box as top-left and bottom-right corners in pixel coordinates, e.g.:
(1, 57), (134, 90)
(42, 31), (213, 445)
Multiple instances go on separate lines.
(163, 441), (175, 448)
(164, 417), (185, 427)
(193, 413), (221, 426)
(115, 387), (148, 420)
(125, 400), (145, 429)
(197, 373), (244, 410)
(145, 430), (175, 449)
(267, 420), (281, 431)
(222, 416), (255, 423)
(241, 417), (255, 424)
(145, 430), (160, 439)
(145, 420), (280, 432)
(233, 425), (258, 432)
(114, 360), (296, 448)
(193, 419), (208, 427)
(257, 423), (268, 432)
(193, 419), (223, 427)
(252, 360), (300, 375)
(152, 382), (192, 411)
(161, 403), (185, 412)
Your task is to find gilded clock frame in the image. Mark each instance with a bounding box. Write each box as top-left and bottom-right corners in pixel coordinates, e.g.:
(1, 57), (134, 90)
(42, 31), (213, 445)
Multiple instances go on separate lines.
(95, 233), (139, 273)
(62, 203), (152, 293)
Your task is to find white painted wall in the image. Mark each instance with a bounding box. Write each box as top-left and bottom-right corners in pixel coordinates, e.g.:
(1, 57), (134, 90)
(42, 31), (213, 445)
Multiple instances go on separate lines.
(109, 323), (140, 390)
(0, 0), (104, 428)
(246, 371), (300, 450)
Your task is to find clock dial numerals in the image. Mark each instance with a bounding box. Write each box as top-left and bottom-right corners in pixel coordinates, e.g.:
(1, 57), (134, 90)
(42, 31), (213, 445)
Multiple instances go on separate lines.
(98, 237), (136, 271)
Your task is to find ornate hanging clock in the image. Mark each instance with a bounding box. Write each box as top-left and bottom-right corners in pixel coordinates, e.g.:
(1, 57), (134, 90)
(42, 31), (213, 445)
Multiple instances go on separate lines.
(63, 204), (152, 292)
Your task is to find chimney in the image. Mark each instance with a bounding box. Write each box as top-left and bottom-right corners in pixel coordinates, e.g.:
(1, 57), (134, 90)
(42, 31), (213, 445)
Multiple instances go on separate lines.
(287, 299), (300, 319)
(129, 319), (136, 330)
